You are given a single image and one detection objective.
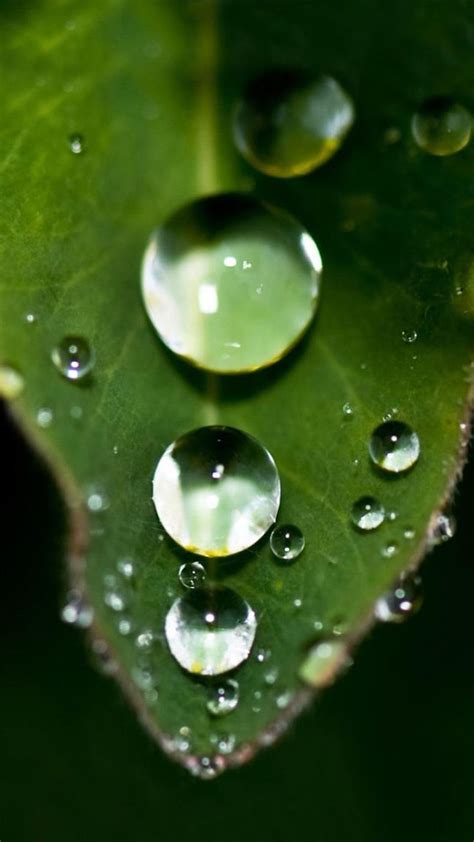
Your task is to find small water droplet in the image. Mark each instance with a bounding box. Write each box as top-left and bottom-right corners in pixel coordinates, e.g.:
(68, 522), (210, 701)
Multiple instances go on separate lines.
(178, 561), (207, 590)
(51, 335), (95, 381)
(61, 592), (93, 628)
(342, 402), (354, 419)
(276, 690), (293, 709)
(233, 70), (354, 177)
(165, 587), (256, 676)
(0, 365), (24, 399)
(142, 193), (321, 373)
(375, 573), (423, 622)
(402, 329), (418, 344)
(104, 590), (126, 612)
(404, 527), (416, 540)
(153, 426), (280, 557)
(369, 420), (420, 473)
(206, 678), (239, 717)
(24, 313), (36, 325)
(264, 667), (279, 686)
(112, 445), (119, 455)
(69, 133), (84, 154)
(255, 648), (271, 663)
(382, 541), (399, 558)
(351, 496), (385, 531)
(431, 512), (456, 545)
(211, 733), (236, 754)
(37, 407), (53, 428)
(136, 630), (154, 651)
(387, 510), (398, 522)
(193, 756), (222, 779)
(411, 97), (471, 156)
(299, 639), (348, 687)
(91, 639), (117, 675)
(293, 598), (303, 609)
(86, 486), (109, 512)
(117, 617), (132, 635)
(117, 558), (135, 579)
(70, 405), (83, 421)
(270, 524), (305, 561)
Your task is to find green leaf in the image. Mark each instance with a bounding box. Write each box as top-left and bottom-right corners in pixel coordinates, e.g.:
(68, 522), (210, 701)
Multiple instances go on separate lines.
(0, 0), (472, 777)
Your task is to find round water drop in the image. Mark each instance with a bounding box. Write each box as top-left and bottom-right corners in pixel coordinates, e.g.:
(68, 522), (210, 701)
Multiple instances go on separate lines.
(342, 402), (353, 419)
(141, 193), (321, 373)
(382, 541), (399, 558)
(206, 678), (239, 717)
(402, 329), (418, 344)
(165, 586), (257, 676)
(152, 426), (280, 557)
(178, 561), (206, 590)
(37, 407), (53, 428)
(351, 496), (385, 531)
(69, 133), (84, 154)
(369, 420), (420, 473)
(233, 70), (354, 177)
(0, 364), (24, 399)
(270, 524), (305, 561)
(431, 512), (456, 545)
(61, 592), (93, 628)
(375, 574), (423, 622)
(51, 335), (95, 381)
(411, 97), (471, 156)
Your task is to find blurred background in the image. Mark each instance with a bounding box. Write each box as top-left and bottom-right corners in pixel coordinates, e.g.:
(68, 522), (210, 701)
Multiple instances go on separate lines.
(0, 406), (472, 842)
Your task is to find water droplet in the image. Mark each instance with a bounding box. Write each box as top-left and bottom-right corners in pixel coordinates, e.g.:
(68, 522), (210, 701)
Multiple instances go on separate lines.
(70, 405), (83, 421)
(402, 329), (418, 344)
(382, 541), (399, 558)
(86, 486), (109, 512)
(233, 70), (354, 177)
(37, 407), (53, 428)
(404, 527), (416, 540)
(375, 573), (423, 622)
(91, 639), (117, 675)
(299, 639), (348, 687)
(69, 133), (84, 154)
(24, 313), (36, 324)
(141, 193), (321, 373)
(369, 420), (420, 473)
(293, 598), (303, 609)
(255, 648), (271, 663)
(178, 561), (207, 590)
(270, 524), (305, 561)
(342, 402), (353, 418)
(351, 496), (385, 531)
(152, 426), (280, 557)
(276, 690), (293, 709)
(431, 512), (456, 545)
(210, 732), (236, 754)
(206, 678), (239, 717)
(104, 590), (126, 612)
(136, 630), (154, 651)
(117, 617), (132, 635)
(192, 756), (222, 779)
(164, 586), (257, 676)
(61, 592), (93, 628)
(411, 97), (471, 156)
(51, 335), (95, 381)
(387, 510), (398, 522)
(0, 365), (24, 399)
(264, 667), (279, 686)
(117, 558), (134, 579)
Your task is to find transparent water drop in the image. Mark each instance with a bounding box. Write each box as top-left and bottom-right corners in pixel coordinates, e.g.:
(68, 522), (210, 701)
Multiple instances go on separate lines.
(382, 541), (399, 558)
(210, 733), (236, 754)
(270, 524), (305, 561)
(117, 558), (135, 579)
(431, 512), (456, 545)
(402, 329), (418, 344)
(165, 586), (257, 676)
(117, 617), (132, 635)
(91, 639), (117, 675)
(135, 630), (154, 651)
(411, 97), (471, 156)
(152, 425), (280, 557)
(351, 496), (385, 531)
(387, 510), (398, 522)
(141, 193), (321, 373)
(0, 365), (24, 399)
(69, 133), (84, 154)
(369, 420), (420, 473)
(404, 527), (416, 540)
(178, 561), (207, 590)
(37, 407), (53, 428)
(70, 405), (83, 421)
(264, 667), (279, 686)
(206, 678), (239, 717)
(86, 486), (109, 512)
(276, 690), (293, 710)
(233, 70), (354, 177)
(193, 756), (222, 779)
(24, 313), (36, 325)
(61, 592), (93, 628)
(255, 648), (271, 663)
(342, 402), (353, 418)
(293, 598), (303, 609)
(375, 573), (423, 622)
(299, 639), (348, 687)
(104, 590), (126, 612)
(51, 335), (95, 381)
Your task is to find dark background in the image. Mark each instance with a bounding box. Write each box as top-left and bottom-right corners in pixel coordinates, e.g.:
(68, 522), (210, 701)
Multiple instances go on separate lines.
(1, 407), (472, 842)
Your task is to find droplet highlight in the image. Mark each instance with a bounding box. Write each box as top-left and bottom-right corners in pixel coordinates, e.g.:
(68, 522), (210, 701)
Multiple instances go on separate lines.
(411, 97), (471, 156)
(369, 420), (420, 473)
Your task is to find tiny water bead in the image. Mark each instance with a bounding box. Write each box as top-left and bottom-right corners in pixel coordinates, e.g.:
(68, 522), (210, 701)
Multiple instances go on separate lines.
(233, 70), (354, 177)
(69, 133), (84, 154)
(411, 97), (472, 156)
(270, 524), (305, 561)
(342, 402), (354, 419)
(431, 513), (456, 545)
(299, 639), (348, 688)
(51, 336), (95, 381)
(368, 420), (420, 473)
(351, 496), (385, 531)
(141, 193), (321, 373)
(206, 679), (239, 717)
(0, 364), (24, 399)
(178, 561), (207, 590)
(375, 573), (423, 622)
(152, 426), (280, 557)
(36, 407), (53, 428)
(61, 593), (93, 628)
(401, 329), (418, 344)
(165, 586), (257, 676)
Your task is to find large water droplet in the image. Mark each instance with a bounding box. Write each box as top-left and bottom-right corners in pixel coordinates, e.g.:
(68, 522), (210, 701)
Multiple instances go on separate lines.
(375, 573), (423, 622)
(233, 70), (354, 177)
(351, 496), (385, 531)
(178, 561), (207, 589)
(411, 97), (471, 156)
(206, 678), (239, 717)
(51, 336), (95, 381)
(141, 193), (321, 373)
(270, 523), (305, 561)
(164, 586), (257, 676)
(152, 425), (280, 557)
(0, 364), (24, 399)
(368, 420), (420, 473)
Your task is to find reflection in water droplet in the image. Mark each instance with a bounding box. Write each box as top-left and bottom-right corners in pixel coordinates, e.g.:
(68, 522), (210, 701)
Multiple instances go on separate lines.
(69, 133), (84, 154)
(342, 402), (353, 418)
(207, 678), (239, 717)
(411, 97), (471, 156)
(233, 70), (354, 177)
(299, 639), (348, 687)
(153, 426), (280, 557)
(270, 524), (305, 561)
(0, 365), (24, 399)
(165, 587), (257, 676)
(61, 592), (93, 628)
(402, 329), (418, 344)
(351, 496), (385, 531)
(382, 541), (399, 558)
(51, 335), (95, 381)
(37, 407), (54, 428)
(369, 420), (420, 473)
(141, 193), (322, 373)
(178, 561), (207, 590)
(431, 513), (456, 545)
(375, 573), (423, 622)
